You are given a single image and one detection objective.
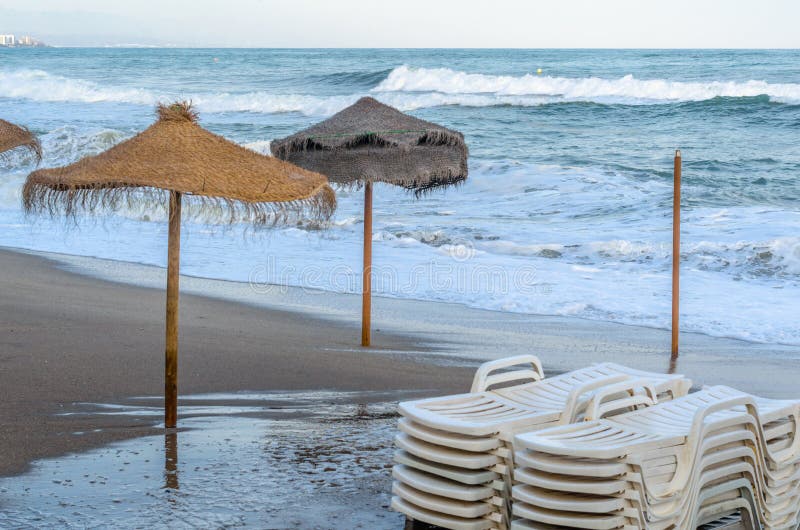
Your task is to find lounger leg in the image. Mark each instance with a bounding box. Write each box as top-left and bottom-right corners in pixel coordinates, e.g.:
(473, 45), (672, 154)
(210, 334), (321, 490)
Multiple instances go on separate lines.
(403, 518), (439, 530)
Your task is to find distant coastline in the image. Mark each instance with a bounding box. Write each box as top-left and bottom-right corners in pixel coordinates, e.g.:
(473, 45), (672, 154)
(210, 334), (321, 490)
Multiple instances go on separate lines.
(0, 34), (49, 48)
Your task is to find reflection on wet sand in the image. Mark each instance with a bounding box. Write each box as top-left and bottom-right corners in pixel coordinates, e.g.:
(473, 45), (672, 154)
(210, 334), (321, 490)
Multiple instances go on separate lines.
(164, 432), (179, 491)
(668, 350), (680, 374)
(0, 391), (405, 528)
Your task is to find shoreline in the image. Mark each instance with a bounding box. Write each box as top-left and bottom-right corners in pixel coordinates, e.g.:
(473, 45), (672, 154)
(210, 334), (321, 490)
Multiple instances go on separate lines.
(8, 245), (800, 360)
(8, 243), (800, 352)
(2, 245), (800, 478)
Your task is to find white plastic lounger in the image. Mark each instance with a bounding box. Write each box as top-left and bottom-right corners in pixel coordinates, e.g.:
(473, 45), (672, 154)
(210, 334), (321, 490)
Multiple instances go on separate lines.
(392, 496), (499, 530)
(514, 406), (785, 527)
(391, 355), (692, 530)
(513, 392), (760, 527)
(512, 385), (800, 529)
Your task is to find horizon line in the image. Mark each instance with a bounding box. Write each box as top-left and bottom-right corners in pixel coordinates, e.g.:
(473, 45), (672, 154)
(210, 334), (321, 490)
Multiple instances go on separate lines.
(5, 45), (800, 51)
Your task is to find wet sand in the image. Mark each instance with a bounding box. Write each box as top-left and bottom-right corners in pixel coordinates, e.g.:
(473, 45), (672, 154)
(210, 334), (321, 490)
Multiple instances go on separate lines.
(0, 395), (409, 528)
(3, 246), (800, 480)
(0, 248), (474, 477)
(22, 246), (800, 398)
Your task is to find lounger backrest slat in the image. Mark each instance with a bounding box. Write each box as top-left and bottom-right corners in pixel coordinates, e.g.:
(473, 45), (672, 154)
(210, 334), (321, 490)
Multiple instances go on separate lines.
(583, 378), (658, 421)
(471, 355), (544, 393)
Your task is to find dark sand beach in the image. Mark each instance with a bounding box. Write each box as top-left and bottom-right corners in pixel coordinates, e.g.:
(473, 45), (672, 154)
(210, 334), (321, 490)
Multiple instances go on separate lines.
(2, 245), (800, 504)
(0, 248), (474, 477)
(5, 244), (800, 478)
(1, 247), (799, 527)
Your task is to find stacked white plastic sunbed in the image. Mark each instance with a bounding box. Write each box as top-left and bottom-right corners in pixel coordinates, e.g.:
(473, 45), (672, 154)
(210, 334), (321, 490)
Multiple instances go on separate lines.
(390, 356), (692, 530)
(512, 385), (800, 529)
(389, 355), (800, 530)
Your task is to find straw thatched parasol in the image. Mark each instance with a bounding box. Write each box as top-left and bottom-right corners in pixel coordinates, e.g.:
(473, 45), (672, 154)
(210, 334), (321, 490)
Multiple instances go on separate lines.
(271, 96), (468, 346)
(0, 119), (42, 162)
(24, 102), (336, 428)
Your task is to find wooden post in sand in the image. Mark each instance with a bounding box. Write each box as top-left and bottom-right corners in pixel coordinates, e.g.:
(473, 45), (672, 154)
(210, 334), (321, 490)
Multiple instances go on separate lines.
(362, 182), (373, 347)
(165, 191), (182, 428)
(671, 151), (681, 360)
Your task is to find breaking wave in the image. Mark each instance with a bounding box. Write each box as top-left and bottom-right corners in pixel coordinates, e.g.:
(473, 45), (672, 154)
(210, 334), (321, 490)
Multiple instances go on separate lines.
(374, 65), (800, 105)
(0, 69), (157, 105)
(0, 68), (356, 115)
(5, 66), (800, 118)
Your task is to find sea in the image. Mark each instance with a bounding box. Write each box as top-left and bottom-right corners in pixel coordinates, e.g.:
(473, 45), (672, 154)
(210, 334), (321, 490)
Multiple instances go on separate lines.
(1, 48), (798, 345)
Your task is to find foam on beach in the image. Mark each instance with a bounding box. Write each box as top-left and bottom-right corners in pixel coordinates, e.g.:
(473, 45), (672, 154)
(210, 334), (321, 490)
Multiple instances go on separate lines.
(2, 145), (800, 345)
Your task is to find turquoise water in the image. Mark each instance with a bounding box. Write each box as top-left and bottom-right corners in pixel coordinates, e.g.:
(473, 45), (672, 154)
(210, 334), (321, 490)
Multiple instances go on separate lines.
(1, 48), (799, 344)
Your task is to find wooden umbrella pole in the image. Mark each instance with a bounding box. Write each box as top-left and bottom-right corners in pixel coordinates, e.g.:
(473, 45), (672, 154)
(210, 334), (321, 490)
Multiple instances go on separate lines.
(671, 151), (681, 361)
(362, 181), (373, 347)
(165, 191), (182, 428)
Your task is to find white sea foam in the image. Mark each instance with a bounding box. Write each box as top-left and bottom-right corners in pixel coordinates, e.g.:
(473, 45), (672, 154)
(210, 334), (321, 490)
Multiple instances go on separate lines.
(0, 68), (530, 114)
(192, 92), (357, 116)
(242, 140), (272, 155)
(2, 199), (799, 345)
(374, 65), (800, 105)
(0, 69), (355, 115)
(6, 66), (800, 119)
(770, 237), (800, 274)
(0, 69), (157, 105)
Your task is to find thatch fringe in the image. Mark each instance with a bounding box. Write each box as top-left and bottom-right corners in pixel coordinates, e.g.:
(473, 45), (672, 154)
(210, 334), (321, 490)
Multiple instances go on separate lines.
(404, 173), (467, 197)
(22, 179), (336, 227)
(271, 133), (395, 158)
(333, 132), (397, 151)
(0, 121), (42, 165)
(327, 171), (466, 198)
(417, 129), (465, 148)
(156, 101), (199, 123)
(272, 128), (464, 159)
(21, 100), (337, 227)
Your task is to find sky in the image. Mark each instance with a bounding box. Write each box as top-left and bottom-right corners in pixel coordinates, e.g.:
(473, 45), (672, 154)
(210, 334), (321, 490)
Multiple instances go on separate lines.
(1, 0), (798, 48)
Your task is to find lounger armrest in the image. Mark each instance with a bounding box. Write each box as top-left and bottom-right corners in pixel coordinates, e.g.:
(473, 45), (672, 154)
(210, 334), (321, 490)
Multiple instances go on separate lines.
(658, 392), (758, 496)
(471, 355), (545, 393)
(583, 378), (658, 421)
(689, 394), (758, 437)
(561, 374), (630, 423)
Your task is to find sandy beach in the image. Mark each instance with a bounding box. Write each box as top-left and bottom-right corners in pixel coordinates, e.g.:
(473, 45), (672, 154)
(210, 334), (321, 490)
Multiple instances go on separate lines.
(3, 244), (800, 483)
(1, 246), (799, 528)
(0, 248), (478, 478)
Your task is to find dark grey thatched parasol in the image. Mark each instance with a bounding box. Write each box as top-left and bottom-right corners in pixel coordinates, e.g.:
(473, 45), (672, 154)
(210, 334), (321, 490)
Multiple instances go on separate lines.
(24, 102), (336, 428)
(272, 97), (468, 346)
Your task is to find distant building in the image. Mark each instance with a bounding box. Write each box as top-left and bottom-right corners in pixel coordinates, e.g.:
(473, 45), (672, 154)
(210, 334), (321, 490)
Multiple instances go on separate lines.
(0, 34), (47, 47)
